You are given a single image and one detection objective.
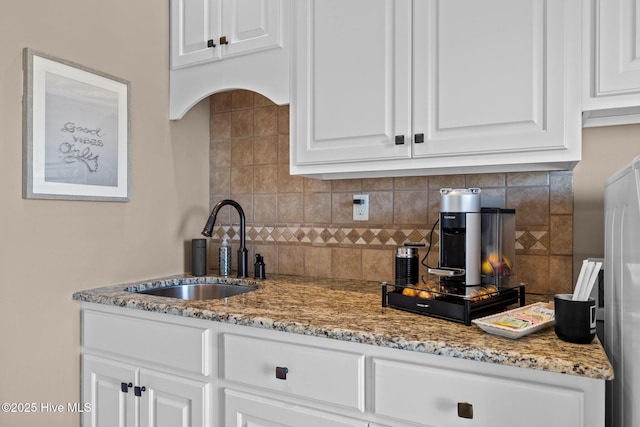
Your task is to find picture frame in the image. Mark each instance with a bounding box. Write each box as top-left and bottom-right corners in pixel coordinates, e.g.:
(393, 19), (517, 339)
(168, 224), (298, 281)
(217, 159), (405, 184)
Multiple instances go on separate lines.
(22, 48), (131, 201)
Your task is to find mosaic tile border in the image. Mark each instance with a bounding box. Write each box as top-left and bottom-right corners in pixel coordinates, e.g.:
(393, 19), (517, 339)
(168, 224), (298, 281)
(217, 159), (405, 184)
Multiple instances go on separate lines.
(211, 225), (549, 253)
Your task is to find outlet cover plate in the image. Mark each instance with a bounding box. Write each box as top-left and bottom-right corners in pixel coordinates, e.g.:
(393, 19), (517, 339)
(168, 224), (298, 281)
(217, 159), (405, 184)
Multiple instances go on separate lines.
(353, 194), (369, 221)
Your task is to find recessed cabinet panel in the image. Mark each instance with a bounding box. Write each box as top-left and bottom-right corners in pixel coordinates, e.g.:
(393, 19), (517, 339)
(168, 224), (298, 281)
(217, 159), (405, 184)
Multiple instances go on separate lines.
(435, 0), (539, 131)
(413, 0), (576, 158)
(139, 369), (210, 427)
(291, 0), (412, 165)
(82, 355), (137, 427)
(597, 0), (640, 96)
(583, 0), (640, 125)
(222, 0), (282, 58)
(171, 0), (222, 69)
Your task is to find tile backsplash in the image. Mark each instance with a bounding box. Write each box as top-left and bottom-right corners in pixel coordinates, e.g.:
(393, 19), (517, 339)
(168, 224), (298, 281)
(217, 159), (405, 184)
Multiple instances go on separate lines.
(208, 90), (574, 297)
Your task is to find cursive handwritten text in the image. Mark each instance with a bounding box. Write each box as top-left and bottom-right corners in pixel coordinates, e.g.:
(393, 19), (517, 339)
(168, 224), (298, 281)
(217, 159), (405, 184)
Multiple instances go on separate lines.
(61, 122), (104, 146)
(58, 142), (99, 173)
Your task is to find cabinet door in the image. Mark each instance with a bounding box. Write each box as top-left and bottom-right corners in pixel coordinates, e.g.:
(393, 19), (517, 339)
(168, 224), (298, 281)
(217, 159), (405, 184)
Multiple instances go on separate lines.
(224, 389), (368, 427)
(82, 355), (137, 427)
(594, 0), (640, 96)
(139, 369), (210, 427)
(221, 0), (283, 58)
(584, 0), (640, 111)
(413, 0), (581, 163)
(170, 0), (222, 69)
(291, 0), (412, 168)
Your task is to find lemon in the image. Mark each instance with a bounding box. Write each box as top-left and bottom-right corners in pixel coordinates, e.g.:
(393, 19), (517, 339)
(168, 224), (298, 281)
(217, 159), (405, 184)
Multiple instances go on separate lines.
(481, 260), (494, 275)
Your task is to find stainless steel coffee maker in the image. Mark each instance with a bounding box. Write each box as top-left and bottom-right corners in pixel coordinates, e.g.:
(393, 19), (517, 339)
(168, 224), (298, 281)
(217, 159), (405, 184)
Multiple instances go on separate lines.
(431, 188), (482, 291)
(431, 188), (515, 295)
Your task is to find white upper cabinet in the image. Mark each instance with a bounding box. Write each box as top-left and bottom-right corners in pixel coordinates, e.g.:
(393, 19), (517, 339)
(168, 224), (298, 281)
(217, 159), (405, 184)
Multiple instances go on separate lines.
(413, 0), (579, 160)
(291, 0), (582, 179)
(169, 0), (289, 119)
(583, 0), (640, 127)
(170, 0), (221, 69)
(171, 0), (282, 69)
(291, 0), (413, 166)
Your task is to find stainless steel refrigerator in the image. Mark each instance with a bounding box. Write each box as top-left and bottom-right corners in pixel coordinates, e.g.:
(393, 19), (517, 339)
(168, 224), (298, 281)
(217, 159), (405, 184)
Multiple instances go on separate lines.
(604, 155), (640, 427)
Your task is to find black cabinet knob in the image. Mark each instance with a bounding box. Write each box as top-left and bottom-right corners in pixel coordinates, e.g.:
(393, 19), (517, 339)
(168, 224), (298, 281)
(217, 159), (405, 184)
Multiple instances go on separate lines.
(219, 36), (229, 45)
(458, 402), (473, 419)
(120, 382), (133, 393)
(134, 386), (147, 397)
(395, 135), (405, 145)
(275, 366), (289, 380)
(207, 39), (216, 48)
(414, 133), (425, 143)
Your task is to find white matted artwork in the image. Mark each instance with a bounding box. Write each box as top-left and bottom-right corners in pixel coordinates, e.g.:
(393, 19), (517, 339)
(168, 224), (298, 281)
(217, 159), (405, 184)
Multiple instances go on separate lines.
(22, 48), (130, 201)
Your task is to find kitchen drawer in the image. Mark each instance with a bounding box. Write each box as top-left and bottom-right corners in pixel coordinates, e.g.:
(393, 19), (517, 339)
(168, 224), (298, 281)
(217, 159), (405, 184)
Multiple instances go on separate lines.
(373, 358), (584, 427)
(82, 310), (211, 376)
(222, 333), (365, 412)
(224, 389), (368, 427)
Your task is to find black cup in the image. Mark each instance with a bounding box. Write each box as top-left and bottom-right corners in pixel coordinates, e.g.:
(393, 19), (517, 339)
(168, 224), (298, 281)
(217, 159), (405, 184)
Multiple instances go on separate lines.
(191, 238), (207, 276)
(554, 294), (596, 344)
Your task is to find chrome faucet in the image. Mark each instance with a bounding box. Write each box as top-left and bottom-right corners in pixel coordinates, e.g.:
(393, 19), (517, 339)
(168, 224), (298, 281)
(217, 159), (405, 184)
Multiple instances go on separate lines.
(202, 199), (248, 278)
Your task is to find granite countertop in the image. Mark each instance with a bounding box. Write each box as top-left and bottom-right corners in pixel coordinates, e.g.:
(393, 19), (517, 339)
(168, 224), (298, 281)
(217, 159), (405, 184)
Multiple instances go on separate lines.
(72, 274), (614, 381)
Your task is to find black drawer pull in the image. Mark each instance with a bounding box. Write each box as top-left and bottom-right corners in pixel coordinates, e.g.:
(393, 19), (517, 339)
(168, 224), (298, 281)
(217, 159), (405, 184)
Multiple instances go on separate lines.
(121, 382), (132, 393)
(395, 135), (405, 145)
(275, 366), (289, 380)
(458, 402), (473, 419)
(207, 39), (216, 48)
(134, 386), (146, 397)
(414, 133), (424, 143)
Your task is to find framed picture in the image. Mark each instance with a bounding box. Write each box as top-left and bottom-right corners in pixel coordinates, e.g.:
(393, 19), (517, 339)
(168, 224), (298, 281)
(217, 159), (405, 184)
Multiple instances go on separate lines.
(22, 48), (130, 201)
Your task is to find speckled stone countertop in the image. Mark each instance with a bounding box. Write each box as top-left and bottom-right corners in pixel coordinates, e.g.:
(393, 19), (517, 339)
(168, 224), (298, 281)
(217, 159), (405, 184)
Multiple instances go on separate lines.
(72, 274), (613, 381)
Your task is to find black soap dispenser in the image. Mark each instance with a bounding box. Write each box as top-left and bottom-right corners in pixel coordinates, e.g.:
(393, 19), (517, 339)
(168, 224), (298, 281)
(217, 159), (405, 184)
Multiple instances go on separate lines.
(254, 254), (266, 279)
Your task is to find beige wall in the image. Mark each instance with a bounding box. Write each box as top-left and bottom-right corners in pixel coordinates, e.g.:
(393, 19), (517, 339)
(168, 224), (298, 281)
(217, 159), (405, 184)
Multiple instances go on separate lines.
(0, 2), (210, 426)
(573, 124), (640, 280)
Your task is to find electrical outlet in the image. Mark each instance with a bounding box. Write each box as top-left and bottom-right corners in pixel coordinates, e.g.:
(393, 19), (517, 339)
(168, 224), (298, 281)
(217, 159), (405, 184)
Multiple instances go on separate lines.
(353, 194), (369, 221)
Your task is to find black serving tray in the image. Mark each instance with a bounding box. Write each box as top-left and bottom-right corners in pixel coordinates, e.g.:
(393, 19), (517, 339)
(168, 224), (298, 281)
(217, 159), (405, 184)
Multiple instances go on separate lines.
(382, 283), (525, 326)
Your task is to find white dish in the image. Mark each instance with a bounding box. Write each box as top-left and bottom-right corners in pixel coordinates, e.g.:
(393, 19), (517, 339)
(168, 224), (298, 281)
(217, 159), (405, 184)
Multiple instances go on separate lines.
(472, 302), (555, 339)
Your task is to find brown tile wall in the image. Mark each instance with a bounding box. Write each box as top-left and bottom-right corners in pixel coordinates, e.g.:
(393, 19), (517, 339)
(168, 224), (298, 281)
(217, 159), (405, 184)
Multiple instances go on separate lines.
(208, 90), (574, 297)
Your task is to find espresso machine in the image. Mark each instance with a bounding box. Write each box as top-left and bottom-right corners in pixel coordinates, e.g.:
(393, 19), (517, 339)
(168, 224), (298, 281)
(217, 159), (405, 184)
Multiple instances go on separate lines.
(383, 187), (521, 325)
(431, 188), (516, 295)
(432, 188), (482, 291)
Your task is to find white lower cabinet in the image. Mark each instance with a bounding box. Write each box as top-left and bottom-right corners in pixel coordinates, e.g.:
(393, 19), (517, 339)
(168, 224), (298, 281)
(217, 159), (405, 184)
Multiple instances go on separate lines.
(224, 389), (368, 427)
(139, 369), (210, 427)
(81, 305), (214, 427)
(83, 355), (136, 427)
(83, 355), (210, 427)
(80, 303), (605, 427)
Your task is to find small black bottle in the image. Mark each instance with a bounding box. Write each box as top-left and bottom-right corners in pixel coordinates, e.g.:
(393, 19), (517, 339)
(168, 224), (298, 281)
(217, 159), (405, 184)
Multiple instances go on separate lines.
(254, 254), (266, 279)
(191, 238), (207, 276)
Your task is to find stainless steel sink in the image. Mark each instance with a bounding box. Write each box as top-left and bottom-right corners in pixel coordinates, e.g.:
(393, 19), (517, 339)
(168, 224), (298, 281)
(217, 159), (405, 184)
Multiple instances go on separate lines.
(134, 282), (257, 300)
